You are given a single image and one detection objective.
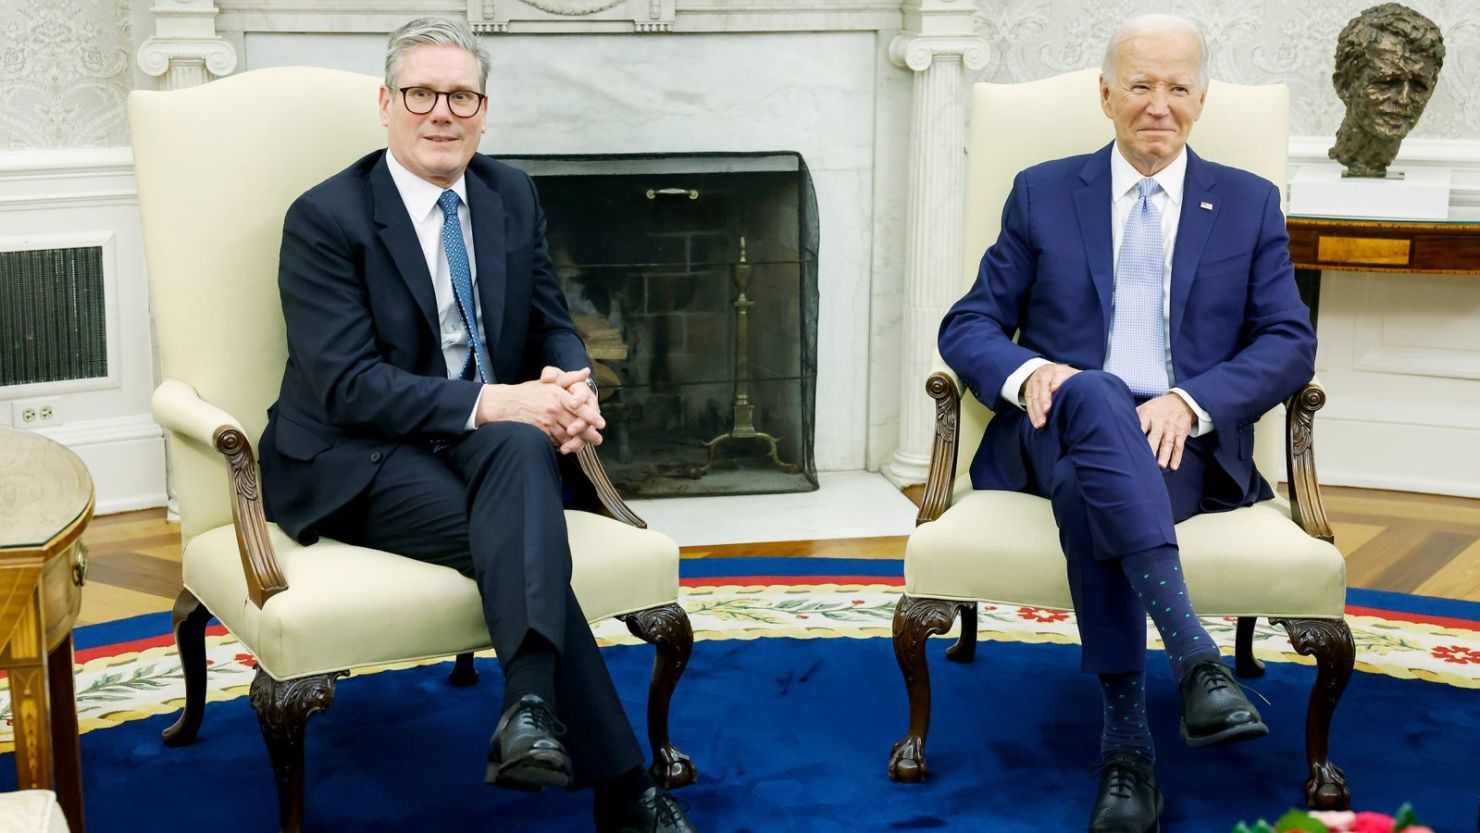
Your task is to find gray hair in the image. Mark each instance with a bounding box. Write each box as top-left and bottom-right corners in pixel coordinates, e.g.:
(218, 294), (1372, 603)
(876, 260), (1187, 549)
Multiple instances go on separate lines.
(385, 17), (491, 92)
(1101, 14), (1209, 89)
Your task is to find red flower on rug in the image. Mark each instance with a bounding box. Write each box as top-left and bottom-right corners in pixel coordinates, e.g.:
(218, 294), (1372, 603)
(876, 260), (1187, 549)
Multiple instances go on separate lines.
(234, 652), (258, 668)
(1430, 645), (1480, 665)
(1016, 607), (1070, 623)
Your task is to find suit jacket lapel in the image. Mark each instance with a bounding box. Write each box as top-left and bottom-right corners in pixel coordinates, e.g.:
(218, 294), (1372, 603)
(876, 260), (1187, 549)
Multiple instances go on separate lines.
(466, 166), (507, 369)
(1073, 145), (1116, 338)
(1170, 148), (1218, 347)
(370, 154), (440, 339)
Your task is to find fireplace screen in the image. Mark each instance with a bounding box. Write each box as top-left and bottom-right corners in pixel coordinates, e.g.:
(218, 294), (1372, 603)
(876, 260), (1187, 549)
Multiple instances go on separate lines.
(508, 153), (819, 497)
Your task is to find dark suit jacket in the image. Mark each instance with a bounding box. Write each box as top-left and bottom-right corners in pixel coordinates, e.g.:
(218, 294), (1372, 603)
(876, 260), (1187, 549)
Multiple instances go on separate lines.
(938, 143), (1317, 508)
(259, 150), (590, 543)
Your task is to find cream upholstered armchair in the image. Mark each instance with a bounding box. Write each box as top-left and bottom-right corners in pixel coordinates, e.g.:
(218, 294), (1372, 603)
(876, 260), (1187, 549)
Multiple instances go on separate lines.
(129, 68), (696, 832)
(887, 70), (1353, 810)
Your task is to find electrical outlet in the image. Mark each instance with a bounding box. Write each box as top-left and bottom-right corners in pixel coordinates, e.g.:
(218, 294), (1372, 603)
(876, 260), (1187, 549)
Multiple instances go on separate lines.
(11, 397), (62, 429)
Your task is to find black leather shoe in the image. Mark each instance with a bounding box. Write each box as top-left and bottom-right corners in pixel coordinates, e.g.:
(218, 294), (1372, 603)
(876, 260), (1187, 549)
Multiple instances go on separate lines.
(595, 785), (699, 833)
(1089, 751), (1162, 833)
(1178, 659), (1269, 748)
(485, 694), (572, 790)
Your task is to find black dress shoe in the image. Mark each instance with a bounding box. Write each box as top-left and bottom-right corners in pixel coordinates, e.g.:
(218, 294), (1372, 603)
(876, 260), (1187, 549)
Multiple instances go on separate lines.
(485, 694), (573, 790)
(1089, 751), (1162, 833)
(1178, 659), (1269, 748)
(595, 786), (699, 833)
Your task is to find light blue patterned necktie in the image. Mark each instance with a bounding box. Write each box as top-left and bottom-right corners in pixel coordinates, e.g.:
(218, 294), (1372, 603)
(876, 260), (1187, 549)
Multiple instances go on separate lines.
(437, 190), (491, 383)
(1105, 177), (1170, 398)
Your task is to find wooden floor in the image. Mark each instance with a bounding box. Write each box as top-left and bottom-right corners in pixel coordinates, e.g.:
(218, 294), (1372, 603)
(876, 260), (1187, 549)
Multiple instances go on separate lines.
(75, 485), (1480, 626)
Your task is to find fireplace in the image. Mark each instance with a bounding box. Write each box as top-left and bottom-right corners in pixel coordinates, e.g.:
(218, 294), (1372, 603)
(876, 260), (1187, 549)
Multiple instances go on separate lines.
(509, 152), (819, 497)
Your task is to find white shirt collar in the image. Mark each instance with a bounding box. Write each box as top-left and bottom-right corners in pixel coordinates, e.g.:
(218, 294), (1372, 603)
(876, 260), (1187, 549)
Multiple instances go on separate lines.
(1110, 142), (1187, 207)
(384, 147), (469, 222)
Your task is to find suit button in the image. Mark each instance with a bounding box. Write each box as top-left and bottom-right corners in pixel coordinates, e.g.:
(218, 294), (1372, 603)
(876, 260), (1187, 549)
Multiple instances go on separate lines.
(370, 451), (382, 463)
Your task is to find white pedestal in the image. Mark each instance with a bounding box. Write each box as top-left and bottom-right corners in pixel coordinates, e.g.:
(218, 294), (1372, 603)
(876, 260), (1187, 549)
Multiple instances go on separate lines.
(1290, 163), (1451, 221)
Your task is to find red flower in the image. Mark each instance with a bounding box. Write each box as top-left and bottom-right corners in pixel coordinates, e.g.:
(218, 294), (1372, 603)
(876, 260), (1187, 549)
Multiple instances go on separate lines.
(234, 652), (259, 668)
(1431, 645), (1480, 665)
(851, 599), (865, 605)
(1350, 812), (1395, 833)
(797, 615), (809, 620)
(982, 605), (998, 612)
(1016, 606), (1070, 623)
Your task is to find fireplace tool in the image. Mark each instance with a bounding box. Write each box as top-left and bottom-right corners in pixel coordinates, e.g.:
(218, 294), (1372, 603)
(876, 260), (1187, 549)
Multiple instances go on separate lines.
(703, 237), (799, 474)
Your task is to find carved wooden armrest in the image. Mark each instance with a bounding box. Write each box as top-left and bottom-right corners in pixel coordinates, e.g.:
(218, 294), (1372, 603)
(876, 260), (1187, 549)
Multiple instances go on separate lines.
(152, 380), (288, 607)
(575, 445), (647, 529)
(1285, 379), (1334, 544)
(917, 371), (963, 526)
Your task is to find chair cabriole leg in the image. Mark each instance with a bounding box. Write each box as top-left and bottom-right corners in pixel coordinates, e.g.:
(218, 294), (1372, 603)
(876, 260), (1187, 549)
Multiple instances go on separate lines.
(1234, 616), (1265, 678)
(162, 588), (214, 746)
(946, 603), (978, 663)
(250, 669), (345, 833)
(449, 651), (479, 687)
(622, 602), (697, 788)
(1273, 617), (1354, 811)
(888, 595), (961, 783)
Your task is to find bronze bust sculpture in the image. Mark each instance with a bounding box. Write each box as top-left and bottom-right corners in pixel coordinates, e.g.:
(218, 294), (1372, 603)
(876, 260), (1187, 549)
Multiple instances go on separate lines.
(1329, 3), (1445, 178)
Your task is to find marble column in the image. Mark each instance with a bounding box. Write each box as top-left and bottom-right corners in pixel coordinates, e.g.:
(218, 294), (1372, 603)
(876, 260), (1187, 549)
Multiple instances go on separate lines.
(136, 0), (238, 91)
(882, 12), (988, 487)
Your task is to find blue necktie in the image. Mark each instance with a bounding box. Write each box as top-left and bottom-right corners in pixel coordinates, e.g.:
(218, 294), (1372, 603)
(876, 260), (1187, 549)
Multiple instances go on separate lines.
(437, 190), (491, 383)
(1104, 177), (1170, 398)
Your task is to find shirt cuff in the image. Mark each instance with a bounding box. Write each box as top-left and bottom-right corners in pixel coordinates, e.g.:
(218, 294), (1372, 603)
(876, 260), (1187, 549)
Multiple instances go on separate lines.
(1169, 387), (1214, 436)
(1002, 358), (1051, 409)
(465, 385), (485, 432)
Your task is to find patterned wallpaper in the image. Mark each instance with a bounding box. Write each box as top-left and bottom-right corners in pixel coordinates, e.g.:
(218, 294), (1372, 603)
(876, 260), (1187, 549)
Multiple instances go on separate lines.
(0, 0), (132, 149)
(1, 1), (1477, 149)
(973, 0), (1480, 140)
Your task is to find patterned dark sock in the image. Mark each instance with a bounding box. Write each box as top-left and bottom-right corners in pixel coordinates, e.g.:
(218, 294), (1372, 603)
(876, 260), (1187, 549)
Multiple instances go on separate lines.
(501, 632), (558, 713)
(1099, 671), (1154, 763)
(1119, 545), (1221, 678)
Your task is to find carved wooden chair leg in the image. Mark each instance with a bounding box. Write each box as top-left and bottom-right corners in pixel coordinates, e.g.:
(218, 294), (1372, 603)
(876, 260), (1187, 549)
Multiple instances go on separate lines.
(622, 603), (697, 788)
(1273, 617), (1354, 811)
(449, 652), (479, 687)
(162, 588), (214, 747)
(250, 669), (346, 833)
(1234, 616), (1265, 678)
(888, 595), (961, 783)
(946, 603), (978, 663)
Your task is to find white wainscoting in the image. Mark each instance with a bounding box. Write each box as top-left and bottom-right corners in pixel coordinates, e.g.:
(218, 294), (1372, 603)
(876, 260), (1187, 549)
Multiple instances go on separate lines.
(0, 147), (167, 513)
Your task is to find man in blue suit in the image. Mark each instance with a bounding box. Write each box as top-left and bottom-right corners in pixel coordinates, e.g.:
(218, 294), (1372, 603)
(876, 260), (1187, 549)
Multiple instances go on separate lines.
(939, 14), (1316, 833)
(257, 18), (697, 833)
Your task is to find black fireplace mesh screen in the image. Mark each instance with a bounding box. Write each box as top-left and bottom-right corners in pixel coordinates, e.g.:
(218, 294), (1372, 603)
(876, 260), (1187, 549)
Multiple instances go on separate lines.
(509, 152), (819, 497)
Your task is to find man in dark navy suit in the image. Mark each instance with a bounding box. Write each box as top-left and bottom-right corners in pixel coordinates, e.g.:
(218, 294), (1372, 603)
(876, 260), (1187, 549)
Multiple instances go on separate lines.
(939, 14), (1316, 833)
(257, 17), (697, 833)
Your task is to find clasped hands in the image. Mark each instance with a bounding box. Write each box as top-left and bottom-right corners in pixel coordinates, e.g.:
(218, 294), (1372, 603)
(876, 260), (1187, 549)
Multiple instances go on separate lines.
(1022, 363), (1195, 471)
(476, 366), (604, 455)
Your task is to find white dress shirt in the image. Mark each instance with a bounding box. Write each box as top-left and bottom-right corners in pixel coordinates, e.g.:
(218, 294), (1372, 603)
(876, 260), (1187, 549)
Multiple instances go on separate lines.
(1000, 143), (1213, 436)
(384, 149), (485, 429)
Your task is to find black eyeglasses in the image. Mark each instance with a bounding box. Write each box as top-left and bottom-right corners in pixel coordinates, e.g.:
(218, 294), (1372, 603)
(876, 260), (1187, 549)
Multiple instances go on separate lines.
(398, 86), (486, 118)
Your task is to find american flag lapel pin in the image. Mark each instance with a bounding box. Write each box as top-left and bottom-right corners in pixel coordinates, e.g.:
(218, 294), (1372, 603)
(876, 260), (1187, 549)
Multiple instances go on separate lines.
(1200, 201), (1214, 211)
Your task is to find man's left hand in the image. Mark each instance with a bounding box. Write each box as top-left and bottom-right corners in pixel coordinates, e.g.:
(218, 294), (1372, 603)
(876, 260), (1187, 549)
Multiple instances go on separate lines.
(1137, 393), (1195, 471)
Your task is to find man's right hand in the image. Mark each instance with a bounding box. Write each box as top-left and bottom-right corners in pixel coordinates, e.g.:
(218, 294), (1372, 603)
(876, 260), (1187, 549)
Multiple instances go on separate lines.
(475, 367), (604, 454)
(1022, 363), (1080, 429)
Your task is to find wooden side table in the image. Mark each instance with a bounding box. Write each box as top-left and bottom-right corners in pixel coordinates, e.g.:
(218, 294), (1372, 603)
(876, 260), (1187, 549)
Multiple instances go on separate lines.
(1285, 216), (1480, 329)
(1, 426), (92, 833)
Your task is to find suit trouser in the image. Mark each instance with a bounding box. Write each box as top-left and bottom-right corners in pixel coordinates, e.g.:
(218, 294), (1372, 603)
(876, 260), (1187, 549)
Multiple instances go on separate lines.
(1017, 371), (1212, 675)
(319, 421), (644, 783)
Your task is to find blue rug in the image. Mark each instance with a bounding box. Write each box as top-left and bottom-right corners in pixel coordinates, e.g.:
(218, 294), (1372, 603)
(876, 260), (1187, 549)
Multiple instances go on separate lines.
(3, 558), (1477, 832)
